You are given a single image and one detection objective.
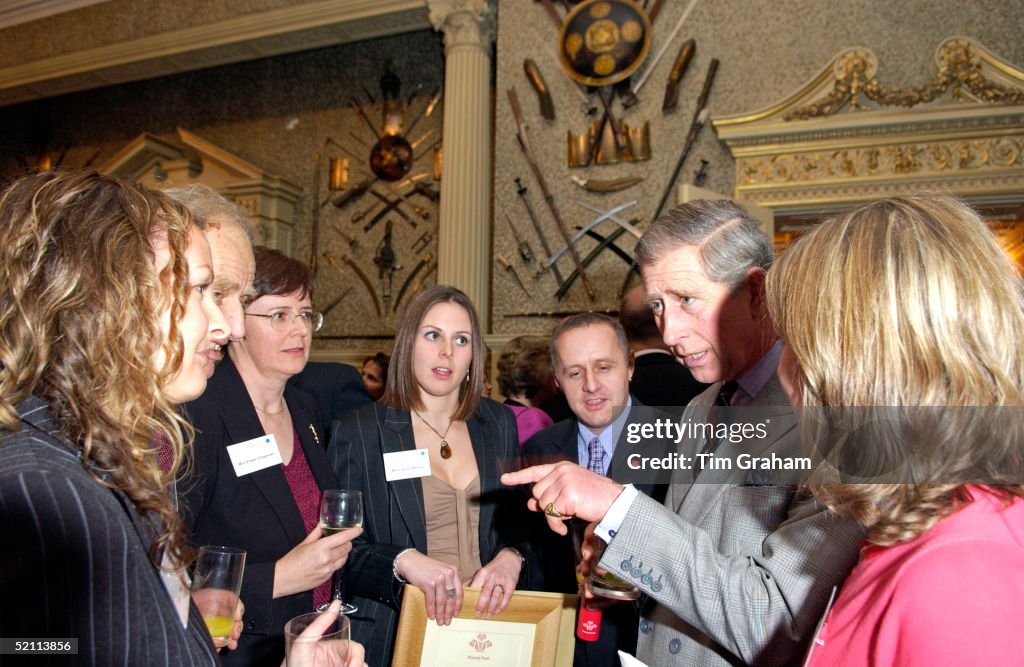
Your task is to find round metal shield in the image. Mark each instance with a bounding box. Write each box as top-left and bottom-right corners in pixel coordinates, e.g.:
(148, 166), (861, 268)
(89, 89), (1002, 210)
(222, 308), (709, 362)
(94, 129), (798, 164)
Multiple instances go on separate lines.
(558, 0), (652, 87)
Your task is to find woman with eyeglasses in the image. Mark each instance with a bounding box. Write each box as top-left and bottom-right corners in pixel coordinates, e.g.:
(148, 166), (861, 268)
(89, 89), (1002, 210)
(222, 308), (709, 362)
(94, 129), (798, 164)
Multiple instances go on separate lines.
(179, 245), (362, 667)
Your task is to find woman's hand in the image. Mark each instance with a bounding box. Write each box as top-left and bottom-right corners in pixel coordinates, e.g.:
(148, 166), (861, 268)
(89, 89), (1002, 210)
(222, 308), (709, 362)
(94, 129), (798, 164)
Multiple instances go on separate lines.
(394, 550), (462, 625)
(466, 547), (522, 618)
(191, 589), (246, 650)
(273, 525), (363, 599)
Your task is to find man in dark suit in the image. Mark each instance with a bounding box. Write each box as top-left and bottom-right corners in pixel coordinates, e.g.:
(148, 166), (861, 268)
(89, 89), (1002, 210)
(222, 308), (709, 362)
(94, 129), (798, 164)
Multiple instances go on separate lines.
(619, 285), (708, 414)
(290, 361), (373, 441)
(523, 313), (671, 667)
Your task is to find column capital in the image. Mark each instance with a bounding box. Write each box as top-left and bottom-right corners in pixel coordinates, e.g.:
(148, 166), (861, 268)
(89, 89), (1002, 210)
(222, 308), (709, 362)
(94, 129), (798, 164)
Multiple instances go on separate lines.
(426, 0), (495, 51)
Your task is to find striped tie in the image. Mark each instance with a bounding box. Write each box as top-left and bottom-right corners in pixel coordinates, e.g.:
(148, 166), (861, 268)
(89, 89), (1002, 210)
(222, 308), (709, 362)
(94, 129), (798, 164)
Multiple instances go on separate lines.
(694, 380), (739, 480)
(587, 437), (604, 476)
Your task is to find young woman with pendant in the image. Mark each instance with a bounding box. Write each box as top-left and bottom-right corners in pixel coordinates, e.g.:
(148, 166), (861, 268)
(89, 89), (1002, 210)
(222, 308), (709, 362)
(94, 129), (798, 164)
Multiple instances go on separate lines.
(327, 286), (531, 667)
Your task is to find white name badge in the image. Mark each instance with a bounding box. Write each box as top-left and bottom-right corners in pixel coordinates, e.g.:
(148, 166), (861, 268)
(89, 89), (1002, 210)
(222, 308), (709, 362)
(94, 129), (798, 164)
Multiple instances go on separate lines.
(383, 449), (432, 482)
(227, 434), (284, 477)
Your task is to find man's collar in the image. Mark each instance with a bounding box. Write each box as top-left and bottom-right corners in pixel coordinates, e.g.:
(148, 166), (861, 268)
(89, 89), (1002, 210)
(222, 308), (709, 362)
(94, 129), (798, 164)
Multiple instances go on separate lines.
(735, 339), (782, 401)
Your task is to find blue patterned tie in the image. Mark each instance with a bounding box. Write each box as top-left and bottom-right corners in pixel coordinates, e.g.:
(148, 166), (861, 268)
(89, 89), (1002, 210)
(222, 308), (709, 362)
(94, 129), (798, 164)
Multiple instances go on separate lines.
(587, 437), (604, 476)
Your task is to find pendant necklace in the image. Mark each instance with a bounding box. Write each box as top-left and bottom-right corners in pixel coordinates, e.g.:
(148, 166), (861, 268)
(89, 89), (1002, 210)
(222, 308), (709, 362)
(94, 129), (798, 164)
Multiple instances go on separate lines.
(413, 410), (455, 459)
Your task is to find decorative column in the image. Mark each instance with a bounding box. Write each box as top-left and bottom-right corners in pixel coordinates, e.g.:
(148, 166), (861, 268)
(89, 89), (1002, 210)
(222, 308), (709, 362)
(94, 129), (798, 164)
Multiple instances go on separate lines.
(427, 0), (496, 328)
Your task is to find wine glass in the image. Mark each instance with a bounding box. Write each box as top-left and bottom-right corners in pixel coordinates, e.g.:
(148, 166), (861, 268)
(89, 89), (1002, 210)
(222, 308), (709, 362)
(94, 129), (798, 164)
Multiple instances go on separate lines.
(284, 609), (350, 666)
(318, 489), (363, 614)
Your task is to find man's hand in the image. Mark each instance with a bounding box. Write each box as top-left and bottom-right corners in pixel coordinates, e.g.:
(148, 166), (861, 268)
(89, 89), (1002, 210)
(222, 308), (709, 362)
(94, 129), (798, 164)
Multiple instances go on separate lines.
(501, 462), (624, 536)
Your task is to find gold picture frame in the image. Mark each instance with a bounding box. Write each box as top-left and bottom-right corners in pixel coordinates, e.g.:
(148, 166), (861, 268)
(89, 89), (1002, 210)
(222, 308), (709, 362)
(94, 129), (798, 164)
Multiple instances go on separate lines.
(391, 586), (578, 667)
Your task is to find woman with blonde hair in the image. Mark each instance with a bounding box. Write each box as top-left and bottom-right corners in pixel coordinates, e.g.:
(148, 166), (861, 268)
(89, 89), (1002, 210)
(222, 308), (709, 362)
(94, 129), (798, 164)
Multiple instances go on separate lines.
(0, 170), (229, 665)
(766, 193), (1024, 665)
(327, 286), (530, 667)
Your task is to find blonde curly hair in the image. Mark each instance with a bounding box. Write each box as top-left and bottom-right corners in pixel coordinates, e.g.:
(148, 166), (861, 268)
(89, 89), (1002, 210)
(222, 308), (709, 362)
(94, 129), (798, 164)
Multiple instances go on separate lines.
(0, 170), (197, 567)
(766, 193), (1024, 546)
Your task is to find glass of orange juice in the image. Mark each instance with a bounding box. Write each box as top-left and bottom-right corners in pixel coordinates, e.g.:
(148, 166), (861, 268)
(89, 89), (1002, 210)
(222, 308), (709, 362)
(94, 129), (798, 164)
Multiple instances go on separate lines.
(190, 545), (246, 648)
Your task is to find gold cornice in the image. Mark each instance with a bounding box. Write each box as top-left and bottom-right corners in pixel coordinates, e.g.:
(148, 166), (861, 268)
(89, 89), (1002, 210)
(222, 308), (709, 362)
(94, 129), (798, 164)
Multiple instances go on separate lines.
(712, 37), (1024, 214)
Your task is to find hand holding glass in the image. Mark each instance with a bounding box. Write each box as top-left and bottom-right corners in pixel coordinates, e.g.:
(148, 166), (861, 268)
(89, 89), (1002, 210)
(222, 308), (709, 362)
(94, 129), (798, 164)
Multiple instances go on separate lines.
(190, 545), (246, 647)
(318, 489), (363, 613)
(575, 522), (639, 601)
(285, 607), (350, 666)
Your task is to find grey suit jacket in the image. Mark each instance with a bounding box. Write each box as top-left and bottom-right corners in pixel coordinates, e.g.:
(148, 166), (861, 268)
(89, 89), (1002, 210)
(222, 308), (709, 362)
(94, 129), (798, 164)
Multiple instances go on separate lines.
(601, 376), (865, 666)
(1, 397), (219, 667)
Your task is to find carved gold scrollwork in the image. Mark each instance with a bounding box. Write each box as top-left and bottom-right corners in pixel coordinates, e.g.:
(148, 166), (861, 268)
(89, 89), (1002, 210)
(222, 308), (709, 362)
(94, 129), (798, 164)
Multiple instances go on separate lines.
(737, 137), (1024, 186)
(786, 39), (1024, 120)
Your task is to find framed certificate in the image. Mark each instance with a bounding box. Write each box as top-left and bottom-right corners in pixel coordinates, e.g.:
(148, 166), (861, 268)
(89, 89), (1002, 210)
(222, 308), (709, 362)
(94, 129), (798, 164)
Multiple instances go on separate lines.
(391, 586), (578, 667)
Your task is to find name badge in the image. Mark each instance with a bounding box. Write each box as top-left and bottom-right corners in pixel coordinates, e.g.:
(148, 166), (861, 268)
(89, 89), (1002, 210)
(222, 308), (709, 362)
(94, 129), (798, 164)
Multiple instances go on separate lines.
(383, 449), (432, 481)
(227, 434), (284, 477)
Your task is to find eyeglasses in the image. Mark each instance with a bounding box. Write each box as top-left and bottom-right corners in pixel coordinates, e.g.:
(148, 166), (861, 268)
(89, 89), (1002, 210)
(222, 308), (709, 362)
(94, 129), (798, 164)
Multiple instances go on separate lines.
(245, 309), (324, 332)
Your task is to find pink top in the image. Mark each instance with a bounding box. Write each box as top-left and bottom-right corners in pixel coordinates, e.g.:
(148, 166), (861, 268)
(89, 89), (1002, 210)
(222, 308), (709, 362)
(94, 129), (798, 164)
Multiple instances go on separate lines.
(805, 486), (1024, 666)
(505, 403), (554, 447)
(281, 429), (330, 610)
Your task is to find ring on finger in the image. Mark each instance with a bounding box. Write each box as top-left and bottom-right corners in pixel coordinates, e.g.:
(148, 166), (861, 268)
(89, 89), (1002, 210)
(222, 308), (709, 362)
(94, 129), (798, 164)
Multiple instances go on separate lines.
(495, 583), (505, 594)
(446, 588), (456, 600)
(544, 502), (563, 518)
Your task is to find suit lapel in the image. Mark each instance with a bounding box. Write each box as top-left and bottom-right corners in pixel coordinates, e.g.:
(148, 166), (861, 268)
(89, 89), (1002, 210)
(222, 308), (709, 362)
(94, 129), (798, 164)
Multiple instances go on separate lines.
(380, 405), (427, 551)
(679, 376), (796, 524)
(216, 358), (307, 547)
(468, 406), (497, 556)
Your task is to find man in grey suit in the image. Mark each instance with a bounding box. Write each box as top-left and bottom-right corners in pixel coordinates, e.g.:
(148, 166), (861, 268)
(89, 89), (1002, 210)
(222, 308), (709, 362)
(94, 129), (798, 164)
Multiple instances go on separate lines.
(505, 200), (864, 665)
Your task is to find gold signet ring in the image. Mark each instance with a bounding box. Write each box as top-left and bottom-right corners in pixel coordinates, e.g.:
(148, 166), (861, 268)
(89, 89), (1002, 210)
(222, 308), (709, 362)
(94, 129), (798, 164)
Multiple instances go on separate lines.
(544, 502), (563, 518)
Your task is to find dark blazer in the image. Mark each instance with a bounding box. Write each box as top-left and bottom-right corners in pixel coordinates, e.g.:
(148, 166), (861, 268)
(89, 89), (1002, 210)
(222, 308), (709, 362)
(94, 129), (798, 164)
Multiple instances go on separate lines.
(1, 396), (219, 667)
(629, 350), (709, 415)
(522, 398), (672, 667)
(289, 361), (373, 442)
(179, 356), (338, 667)
(326, 398), (531, 667)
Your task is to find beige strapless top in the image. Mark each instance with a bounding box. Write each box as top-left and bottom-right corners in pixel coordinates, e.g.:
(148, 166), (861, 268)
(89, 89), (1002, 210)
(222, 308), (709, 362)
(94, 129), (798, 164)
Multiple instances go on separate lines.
(422, 474), (482, 581)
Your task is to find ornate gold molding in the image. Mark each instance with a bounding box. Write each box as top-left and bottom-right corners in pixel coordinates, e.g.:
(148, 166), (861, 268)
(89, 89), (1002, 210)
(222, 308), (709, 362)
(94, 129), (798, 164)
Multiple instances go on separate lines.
(786, 39), (1024, 120)
(713, 37), (1024, 214)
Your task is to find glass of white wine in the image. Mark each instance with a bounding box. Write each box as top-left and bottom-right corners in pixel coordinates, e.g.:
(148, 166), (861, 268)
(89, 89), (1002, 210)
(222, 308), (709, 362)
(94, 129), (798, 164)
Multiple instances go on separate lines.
(190, 545), (246, 647)
(318, 489), (363, 614)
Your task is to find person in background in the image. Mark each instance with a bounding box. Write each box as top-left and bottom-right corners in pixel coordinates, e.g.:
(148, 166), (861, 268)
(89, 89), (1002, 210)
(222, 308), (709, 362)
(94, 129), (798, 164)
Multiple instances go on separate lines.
(179, 247), (360, 667)
(359, 353), (390, 401)
(497, 336), (555, 446)
(619, 285), (707, 414)
(0, 170), (229, 665)
(291, 361), (373, 442)
(327, 286), (530, 667)
(767, 194), (1024, 666)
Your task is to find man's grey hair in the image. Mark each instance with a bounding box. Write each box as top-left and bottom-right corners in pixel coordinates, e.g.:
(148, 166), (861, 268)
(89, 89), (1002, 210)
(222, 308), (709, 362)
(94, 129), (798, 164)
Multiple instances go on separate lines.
(636, 199), (773, 289)
(161, 183), (255, 242)
(550, 312), (630, 372)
